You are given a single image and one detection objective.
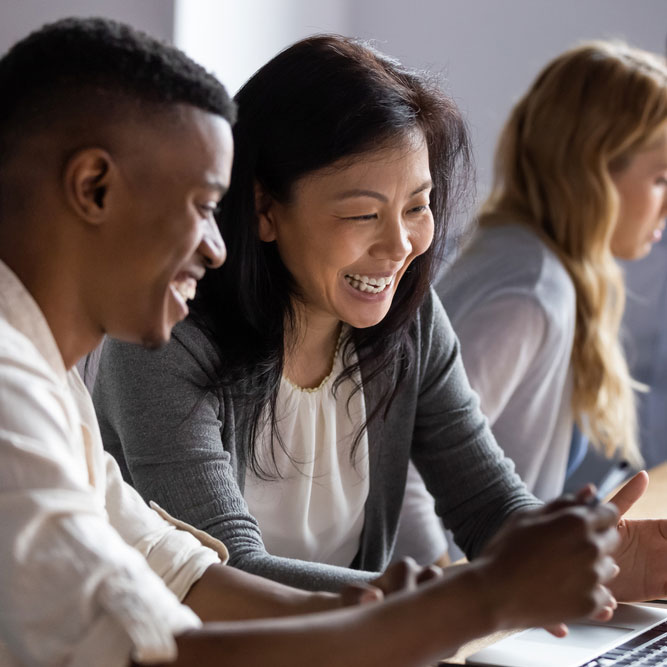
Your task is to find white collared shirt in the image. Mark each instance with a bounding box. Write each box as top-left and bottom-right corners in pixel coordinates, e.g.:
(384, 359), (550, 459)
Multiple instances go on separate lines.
(0, 261), (227, 667)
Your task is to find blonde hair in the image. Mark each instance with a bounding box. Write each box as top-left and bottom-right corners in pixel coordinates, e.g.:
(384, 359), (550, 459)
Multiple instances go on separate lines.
(480, 41), (667, 466)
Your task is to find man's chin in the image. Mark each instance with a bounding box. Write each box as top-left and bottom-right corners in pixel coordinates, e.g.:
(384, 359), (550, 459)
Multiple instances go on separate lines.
(139, 325), (174, 350)
(133, 324), (173, 350)
(140, 336), (169, 350)
(104, 315), (174, 349)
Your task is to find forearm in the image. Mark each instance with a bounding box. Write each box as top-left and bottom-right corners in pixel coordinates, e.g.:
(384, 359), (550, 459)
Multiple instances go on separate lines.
(157, 498), (621, 667)
(183, 563), (343, 621)
(228, 543), (380, 591)
(168, 565), (496, 667)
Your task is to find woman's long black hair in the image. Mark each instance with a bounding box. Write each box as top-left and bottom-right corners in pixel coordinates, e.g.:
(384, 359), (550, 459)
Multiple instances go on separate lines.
(191, 35), (471, 477)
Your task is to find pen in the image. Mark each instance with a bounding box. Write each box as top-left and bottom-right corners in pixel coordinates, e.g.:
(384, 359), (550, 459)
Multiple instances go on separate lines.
(588, 460), (631, 506)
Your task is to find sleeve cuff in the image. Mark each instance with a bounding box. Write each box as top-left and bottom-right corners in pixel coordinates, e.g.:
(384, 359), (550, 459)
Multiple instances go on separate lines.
(73, 567), (203, 666)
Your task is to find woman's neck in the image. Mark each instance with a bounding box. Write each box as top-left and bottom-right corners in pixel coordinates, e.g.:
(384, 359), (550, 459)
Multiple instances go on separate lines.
(283, 308), (342, 390)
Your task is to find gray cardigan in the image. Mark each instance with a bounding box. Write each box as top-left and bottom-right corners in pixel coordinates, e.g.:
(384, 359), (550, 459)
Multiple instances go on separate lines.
(93, 289), (539, 592)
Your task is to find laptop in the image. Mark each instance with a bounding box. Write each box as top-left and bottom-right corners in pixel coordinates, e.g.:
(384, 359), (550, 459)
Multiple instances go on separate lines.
(466, 603), (667, 666)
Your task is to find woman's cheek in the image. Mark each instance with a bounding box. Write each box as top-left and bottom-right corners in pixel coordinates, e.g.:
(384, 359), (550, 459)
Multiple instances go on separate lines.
(415, 219), (435, 256)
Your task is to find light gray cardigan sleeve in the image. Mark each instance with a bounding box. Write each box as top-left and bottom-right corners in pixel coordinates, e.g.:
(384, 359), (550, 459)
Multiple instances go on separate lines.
(93, 324), (382, 592)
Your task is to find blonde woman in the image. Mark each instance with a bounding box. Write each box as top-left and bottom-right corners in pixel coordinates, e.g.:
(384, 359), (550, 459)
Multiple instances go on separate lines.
(438, 41), (667, 500)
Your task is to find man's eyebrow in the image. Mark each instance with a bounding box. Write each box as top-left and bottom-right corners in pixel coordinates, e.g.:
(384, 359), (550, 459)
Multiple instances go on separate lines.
(204, 180), (228, 196)
(332, 181), (433, 202)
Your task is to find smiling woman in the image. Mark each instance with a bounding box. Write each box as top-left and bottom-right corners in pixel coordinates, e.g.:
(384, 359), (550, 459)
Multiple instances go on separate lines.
(94, 35), (476, 589)
(93, 35), (612, 601)
(256, 135), (434, 373)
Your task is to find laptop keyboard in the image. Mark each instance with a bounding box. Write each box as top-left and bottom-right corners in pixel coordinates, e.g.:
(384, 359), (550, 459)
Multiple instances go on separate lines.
(581, 619), (667, 665)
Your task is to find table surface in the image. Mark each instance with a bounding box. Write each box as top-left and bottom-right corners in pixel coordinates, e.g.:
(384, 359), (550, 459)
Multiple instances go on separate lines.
(438, 463), (667, 664)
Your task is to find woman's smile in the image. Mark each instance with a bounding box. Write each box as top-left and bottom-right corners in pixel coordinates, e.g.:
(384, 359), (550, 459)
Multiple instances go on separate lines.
(257, 133), (434, 331)
(343, 273), (394, 295)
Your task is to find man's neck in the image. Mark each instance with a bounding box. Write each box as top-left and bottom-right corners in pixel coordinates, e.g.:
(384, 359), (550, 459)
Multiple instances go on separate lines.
(0, 243), (102, 371)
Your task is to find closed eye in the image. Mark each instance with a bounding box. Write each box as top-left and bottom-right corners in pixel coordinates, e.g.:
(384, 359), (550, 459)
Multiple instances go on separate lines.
(200, 201), (222, 217)
(343, 213), (378, 221)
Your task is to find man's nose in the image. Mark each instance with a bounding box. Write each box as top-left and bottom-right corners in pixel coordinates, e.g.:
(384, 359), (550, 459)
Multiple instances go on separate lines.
(200, 219), (226, 269)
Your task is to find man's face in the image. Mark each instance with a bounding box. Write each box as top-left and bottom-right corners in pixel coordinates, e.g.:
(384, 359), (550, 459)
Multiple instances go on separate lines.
(92, 106), (233, 347)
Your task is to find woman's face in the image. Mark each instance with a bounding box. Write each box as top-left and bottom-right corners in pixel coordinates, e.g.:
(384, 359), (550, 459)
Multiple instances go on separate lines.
(610, 130), (667, 260)
(258, 133), (434, 330)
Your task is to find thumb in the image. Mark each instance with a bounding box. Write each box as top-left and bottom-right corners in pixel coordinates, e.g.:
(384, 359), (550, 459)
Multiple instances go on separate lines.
(544, 623), (568, 638)
(608, 471), (648, 517)
(340, 582), (383, 607)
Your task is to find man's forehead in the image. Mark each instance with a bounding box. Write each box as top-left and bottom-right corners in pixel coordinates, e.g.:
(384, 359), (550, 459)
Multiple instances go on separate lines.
(115, 108), (233, 186)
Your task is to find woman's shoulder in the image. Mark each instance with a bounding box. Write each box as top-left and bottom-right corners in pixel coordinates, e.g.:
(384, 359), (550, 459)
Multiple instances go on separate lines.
(99, 316), (222, 386)
(411, 287), (458, 357)
(438, 221), (574, 320)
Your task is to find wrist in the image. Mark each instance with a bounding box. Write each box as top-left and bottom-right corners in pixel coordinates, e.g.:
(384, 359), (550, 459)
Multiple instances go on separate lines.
(301, 590), (343, 613)
(463, 557), (511, 634)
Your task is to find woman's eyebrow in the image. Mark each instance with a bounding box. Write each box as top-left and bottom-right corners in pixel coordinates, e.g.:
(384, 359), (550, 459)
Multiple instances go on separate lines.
(332, 181), (432, 202)
(411, 180), (433, 196)
(333, 189), (388, 202)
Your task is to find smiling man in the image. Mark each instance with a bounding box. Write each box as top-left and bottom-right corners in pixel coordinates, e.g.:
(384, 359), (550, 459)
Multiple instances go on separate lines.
(0, 17), (235, 666)
(0, 17), (624, 667)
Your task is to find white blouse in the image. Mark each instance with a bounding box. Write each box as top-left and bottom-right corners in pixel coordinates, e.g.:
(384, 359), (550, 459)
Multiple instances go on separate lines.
(244, 338), (370, 567)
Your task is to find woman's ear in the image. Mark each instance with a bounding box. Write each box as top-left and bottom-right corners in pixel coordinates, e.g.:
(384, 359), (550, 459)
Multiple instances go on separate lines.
(63, 148), (114, 225)
(255, 181), (277, 242)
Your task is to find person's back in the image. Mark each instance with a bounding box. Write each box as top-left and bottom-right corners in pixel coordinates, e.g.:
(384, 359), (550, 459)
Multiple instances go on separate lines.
(439, 222), (575, 499)
(441, 40), (667, 496)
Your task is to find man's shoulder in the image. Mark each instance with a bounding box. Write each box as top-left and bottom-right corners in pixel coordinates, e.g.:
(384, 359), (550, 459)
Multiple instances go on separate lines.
(0, 316), (76, 452)
(0, 317), (55, 381)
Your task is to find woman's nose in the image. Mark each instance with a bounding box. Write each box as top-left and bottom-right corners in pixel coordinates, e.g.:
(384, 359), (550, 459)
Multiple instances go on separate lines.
(371, 217), (412, 261)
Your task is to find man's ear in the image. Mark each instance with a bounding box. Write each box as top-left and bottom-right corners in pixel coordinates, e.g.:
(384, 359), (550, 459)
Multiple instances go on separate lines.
(63, 148), (114, 225)
(255, 181), (277, 242)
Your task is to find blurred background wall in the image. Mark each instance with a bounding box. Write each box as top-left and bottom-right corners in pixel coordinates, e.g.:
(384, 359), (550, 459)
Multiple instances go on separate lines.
(2, 0), (665, 198)
(3, 0), (667, 474)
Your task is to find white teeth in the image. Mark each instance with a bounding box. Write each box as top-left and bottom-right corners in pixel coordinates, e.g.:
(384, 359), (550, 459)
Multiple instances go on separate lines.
(344, 274), (393, 294)
(173, 280), (196, 302)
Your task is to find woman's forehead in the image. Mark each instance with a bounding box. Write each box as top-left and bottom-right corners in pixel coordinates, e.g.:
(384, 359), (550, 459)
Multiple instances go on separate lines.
(293, 139), (431, 197)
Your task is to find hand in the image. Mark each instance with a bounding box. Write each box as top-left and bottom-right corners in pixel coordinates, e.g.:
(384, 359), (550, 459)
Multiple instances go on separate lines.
(477, 493), (620, 633)
(340, 558), (443, 607)
(606, 471), (667, 602)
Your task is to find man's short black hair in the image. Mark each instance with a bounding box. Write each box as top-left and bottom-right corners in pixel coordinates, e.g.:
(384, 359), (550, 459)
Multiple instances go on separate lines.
(0, 16), (235, 164)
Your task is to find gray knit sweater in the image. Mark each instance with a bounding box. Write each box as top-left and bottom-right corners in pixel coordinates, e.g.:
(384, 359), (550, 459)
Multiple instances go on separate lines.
(93, 289), (539, 592)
